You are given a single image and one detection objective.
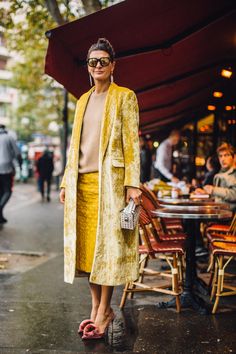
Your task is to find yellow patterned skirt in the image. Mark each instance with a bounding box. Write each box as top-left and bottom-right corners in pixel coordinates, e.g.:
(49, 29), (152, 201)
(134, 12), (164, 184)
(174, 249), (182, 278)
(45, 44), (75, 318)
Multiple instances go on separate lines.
(76, 172), (99, 273)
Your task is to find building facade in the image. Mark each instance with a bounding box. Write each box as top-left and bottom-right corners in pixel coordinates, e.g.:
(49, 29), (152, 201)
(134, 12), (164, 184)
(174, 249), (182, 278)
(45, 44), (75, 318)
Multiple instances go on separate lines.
(0, 27), (17, 126)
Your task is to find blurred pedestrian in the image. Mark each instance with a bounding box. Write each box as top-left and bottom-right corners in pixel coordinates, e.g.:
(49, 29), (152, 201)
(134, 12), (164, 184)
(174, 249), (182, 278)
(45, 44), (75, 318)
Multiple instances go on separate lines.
(0, 124), (21, 224)
(140, 136), (152, 183)
(154, 130), (181, 183)
(36, 149), (54, 202)
(60, 38), (141, 339)
(53, 156), (62, 191)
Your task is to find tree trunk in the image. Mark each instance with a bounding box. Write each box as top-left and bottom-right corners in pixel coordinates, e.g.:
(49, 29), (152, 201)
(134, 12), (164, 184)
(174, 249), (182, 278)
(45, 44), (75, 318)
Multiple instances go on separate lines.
(81, 0), (102, 15)
(44, 0), (102, 168)
(44, 0), (65, 25)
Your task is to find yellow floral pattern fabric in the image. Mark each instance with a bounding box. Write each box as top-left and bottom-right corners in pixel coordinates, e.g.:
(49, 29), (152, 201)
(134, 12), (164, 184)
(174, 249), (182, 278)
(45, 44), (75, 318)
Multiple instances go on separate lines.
(76, 172), (98, 273)
(61, 83), (140, 285)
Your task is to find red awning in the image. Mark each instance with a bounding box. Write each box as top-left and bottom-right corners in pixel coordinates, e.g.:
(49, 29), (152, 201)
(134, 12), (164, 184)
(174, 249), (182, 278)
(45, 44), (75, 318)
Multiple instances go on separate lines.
(45, 0), (236, 133)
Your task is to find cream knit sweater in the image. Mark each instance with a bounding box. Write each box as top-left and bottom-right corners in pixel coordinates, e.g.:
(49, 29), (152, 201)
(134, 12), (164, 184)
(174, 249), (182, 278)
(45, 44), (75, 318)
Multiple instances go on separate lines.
(78, 90), (107, 173)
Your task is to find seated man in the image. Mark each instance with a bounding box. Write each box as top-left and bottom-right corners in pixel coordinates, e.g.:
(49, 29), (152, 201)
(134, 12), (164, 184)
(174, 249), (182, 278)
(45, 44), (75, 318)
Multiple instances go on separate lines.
(196, 143), (236, 211)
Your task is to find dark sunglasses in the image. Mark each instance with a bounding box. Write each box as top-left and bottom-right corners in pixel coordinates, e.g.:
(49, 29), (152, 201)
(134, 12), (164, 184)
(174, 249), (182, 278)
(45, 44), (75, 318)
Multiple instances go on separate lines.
(87, 57), (111, 67)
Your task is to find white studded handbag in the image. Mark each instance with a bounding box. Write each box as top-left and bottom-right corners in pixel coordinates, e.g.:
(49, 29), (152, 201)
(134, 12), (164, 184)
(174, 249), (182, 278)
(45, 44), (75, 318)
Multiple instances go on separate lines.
(120, 199), (140, 230)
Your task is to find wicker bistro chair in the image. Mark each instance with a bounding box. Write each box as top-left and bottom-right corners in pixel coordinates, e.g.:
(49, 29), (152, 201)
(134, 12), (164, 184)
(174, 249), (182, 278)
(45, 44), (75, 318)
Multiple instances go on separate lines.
(119, 205), (185, 312)
(206, 214), (236, 287)
(140, 186), (186, 281)
(209, 240), (236, 314)
(206, 213), (236, 240)
(140, 184), (185, 237)
(142, 184), (184, 233)
(207, 232), (236, 244)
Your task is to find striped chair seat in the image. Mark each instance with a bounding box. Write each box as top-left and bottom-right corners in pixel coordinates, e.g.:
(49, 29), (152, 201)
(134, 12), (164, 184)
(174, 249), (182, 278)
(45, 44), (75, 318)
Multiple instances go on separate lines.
(207, 233), (236, 243)
(210, 241), (236, 256)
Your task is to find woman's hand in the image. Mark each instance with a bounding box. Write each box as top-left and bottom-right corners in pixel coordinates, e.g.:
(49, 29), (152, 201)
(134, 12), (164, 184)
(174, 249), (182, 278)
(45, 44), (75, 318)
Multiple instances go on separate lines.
(60, 188), (65, 204)
(126, 187), (142, 205)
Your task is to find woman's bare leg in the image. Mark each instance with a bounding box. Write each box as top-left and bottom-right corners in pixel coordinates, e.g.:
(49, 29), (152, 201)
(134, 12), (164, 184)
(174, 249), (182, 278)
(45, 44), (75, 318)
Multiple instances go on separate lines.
(94, 285), (114, 333)
(89, 282), (101, 322)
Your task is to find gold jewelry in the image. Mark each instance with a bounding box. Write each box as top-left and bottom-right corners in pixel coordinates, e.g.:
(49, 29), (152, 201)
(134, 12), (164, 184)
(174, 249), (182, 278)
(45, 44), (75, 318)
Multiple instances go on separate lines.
(89, 74), (93, 87)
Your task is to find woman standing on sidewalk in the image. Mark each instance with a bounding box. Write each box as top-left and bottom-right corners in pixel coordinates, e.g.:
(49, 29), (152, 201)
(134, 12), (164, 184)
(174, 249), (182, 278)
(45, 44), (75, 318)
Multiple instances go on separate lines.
(60, 38), (141, 340)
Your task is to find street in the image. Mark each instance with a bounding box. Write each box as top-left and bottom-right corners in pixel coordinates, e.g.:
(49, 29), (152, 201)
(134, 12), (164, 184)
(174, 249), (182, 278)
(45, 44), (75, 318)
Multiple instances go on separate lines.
(0, 181), (236, 354)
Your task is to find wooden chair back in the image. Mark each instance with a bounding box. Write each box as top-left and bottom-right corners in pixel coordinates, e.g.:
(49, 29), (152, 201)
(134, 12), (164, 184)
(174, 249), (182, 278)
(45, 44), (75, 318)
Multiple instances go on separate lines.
(140, 184), (169, 234)
(139, 204), (162, 243)
(140, 184), (158, 210)
(142, 184), (160, 208)
(229, 214), (236, 236)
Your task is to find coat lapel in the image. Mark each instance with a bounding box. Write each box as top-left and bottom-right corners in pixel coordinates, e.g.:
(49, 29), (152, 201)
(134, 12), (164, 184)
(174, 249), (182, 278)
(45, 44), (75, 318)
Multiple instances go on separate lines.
(99, 83), (117, 163)
(70, 82), (116, 169)
(70, 89), (93, 160)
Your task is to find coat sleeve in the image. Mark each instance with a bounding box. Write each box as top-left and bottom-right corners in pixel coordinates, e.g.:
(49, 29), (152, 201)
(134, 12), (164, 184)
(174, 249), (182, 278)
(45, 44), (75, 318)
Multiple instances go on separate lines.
(213, 185), (236, 202)
(60, 100), (80, 189)
(121, 90), (140, 189)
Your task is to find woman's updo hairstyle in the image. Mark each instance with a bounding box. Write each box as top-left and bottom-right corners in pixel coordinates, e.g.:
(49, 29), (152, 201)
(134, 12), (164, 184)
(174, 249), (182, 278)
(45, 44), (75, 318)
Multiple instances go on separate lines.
(87, 38), (115, 62)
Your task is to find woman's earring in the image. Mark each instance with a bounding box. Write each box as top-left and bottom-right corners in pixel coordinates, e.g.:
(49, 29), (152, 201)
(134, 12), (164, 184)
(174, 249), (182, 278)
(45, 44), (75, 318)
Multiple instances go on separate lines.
(89, 74), (93, 87)
(110, 73), (114, 83)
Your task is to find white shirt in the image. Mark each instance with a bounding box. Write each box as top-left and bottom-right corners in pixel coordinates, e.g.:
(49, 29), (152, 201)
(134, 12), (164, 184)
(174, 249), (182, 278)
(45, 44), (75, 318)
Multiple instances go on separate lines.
(154, 138), (173, 180)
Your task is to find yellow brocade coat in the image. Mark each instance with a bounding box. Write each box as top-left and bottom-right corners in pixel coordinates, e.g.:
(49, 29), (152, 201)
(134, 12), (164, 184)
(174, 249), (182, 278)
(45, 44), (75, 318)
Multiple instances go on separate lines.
(61, 83), (140, 285)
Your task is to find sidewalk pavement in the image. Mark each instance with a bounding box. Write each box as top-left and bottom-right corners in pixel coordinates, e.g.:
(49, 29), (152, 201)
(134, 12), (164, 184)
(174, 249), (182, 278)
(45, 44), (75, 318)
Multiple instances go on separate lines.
(0, 181), (236, 354)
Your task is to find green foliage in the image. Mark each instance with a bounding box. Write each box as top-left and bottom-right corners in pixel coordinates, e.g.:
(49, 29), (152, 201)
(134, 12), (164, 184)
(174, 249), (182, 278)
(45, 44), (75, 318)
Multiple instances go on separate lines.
(1, 0), (122, 140)
(2, 0), (77, 140)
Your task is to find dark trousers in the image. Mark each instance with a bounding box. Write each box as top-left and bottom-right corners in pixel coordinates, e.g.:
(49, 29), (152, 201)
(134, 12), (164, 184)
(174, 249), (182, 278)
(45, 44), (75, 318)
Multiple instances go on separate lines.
(0, 173), (12, 218)
(54, 175), (60, 191)
(153, 168), (170, 182)
(38, 176), (51, 198)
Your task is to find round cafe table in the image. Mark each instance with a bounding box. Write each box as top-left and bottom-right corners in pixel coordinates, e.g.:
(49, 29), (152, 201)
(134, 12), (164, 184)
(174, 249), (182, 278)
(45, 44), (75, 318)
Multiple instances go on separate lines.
(158, 197), (230, 210)
(152, 206), (232, 314)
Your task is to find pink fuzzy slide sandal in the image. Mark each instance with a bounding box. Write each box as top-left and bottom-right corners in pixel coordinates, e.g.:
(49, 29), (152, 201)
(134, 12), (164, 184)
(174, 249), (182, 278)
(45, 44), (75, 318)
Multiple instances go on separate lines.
(78, 319), (94, 335)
